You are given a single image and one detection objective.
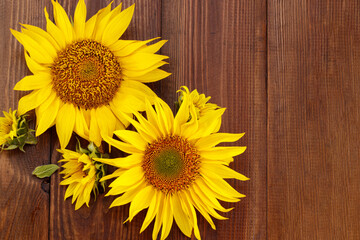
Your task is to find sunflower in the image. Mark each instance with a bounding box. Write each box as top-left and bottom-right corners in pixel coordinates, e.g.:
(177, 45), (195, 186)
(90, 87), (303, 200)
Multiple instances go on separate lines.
(10, 0), (170, 149)
(0, 109), (18, 146)
(178, 86), (221, 119)
(97, 94), (248, 240)
(0, 108), (37, 151)
(59, 142), (106, 210)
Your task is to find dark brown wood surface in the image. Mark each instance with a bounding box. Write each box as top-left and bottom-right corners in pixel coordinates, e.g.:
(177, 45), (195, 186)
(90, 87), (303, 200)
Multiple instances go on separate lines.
(0, 0), (359, 239)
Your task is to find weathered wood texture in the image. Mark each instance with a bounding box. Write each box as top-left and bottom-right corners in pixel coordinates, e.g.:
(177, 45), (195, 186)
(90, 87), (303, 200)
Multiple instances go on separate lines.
(1, 0), (359, 239)
(0, 1), (51, 239)
(267, 0), (360, 239)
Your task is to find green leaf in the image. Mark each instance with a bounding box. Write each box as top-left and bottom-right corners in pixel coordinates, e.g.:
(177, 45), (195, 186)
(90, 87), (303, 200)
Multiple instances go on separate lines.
(32, 164), (60, 178)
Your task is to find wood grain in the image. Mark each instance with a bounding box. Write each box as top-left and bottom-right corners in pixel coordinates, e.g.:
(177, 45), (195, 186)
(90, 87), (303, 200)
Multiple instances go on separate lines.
(267, 0), (360, 239)
(0, 1), (52, 240)
(161, 0), (267, 239)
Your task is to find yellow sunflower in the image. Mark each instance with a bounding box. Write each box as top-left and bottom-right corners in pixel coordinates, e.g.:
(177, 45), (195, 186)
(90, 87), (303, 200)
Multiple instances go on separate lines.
(97, 94), (248, 240)
(59, 142), (106, 210)
(178, 86), (221, 119)
(0, 108), (37, 151)
(10, 0), (170, 149)
(0, 109), (18, 146)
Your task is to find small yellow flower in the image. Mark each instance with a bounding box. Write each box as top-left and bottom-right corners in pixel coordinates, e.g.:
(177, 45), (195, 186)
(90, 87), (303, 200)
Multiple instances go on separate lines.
(178, 86), (222, 119)
(0, 109), (18, 146)
(59, 142), (106, 210)
(11, 0), (170, 149)
(97, 94), (248, 240)
(0, 108), (37, 151)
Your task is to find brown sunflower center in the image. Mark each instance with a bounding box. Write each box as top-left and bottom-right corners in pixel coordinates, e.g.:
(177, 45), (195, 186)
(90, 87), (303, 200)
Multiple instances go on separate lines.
(142, 135), (201, 194)
(51, 39), (122, 110)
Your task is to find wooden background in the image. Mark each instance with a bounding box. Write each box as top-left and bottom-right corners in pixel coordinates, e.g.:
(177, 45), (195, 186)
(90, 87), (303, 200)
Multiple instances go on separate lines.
(0, 0), (359, 239)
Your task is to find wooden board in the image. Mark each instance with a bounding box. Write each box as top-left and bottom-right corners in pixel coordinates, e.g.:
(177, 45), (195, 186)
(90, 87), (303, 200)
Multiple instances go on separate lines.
(267, 0), (360, 239)
(1, 0), (359, 239)
(0, 1), (51, 239)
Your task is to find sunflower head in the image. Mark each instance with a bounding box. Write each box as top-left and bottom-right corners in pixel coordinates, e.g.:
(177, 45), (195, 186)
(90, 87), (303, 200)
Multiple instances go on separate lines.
(97, 93), (248, 240)
(176, 86), (221, 119)
(59, 141), (107, 210)
(11, 0), (170, 149)
(0, 108), (37, 152)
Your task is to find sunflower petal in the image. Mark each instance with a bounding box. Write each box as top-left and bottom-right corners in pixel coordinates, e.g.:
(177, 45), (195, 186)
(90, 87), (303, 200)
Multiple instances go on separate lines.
(17, 85), (52, 115)
(56, 103), (76, 149)
(102, 4), (135, 46)
(196, 133), (245, 150)
(44, 7), (66, 49)
(172, 194), (192, 237)
(36, 96), (61, 136)
(14, 73), (52, 91)
(113, 130), (147, 151)
(129, 185), (154, 221)
(74, 0), (86, 39)
(140, 190), (158, 233)
(201, 163), (249, 181)
(51, 0), (74, 44)
(124, 69), (171, 83)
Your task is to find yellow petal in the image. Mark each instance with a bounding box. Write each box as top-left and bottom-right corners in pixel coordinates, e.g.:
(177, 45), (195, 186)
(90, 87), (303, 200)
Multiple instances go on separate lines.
(20, 23), (60, 50)
(112, 38), (160, 57)
(129, 185), (154, 221)
(93, 3), (116, 41)
(14, 73), (52, 91)
(102, 4), (134, 46)
(56, 103), (76, 149)
(44, 7), (66, 49)
(122, 61), (168, 78)
(187, 189), (216, 229)
(189, 109), (226, 140)
(179, 191), (201, 240)
(109, 166), (144, 187)
(21, 27), (58, 58)
(121, 52), (169, 71)
(140, 190), (159, 233)
(171, 194), (192, 237)
(103, 135), (143, 154)
(17, 85), (52, 115)
(200, 146), (246, 159)
(160, 195), (174, 240)
(74, 108), (90, 140)
(124, 69), (171, 83)
(140, 40), (167, 54)
(10, 29), (53, 64)
(51, 0), (74, 44)
(36, 96), (61, 136)
(201, 163), (249, 181)
(74, 0), (86, 39)
(195, 133), (245, 150)
(96, 106), (116, 138)
(202, 174), (245, 200)
(109, 182), (145, 208)
(84, 14), (97, 39)
(89, 108), (102, 146)
(152, 193), (164, 240)
(24, 50), (47, 74)
(94, 154), (142, 169)
(113, 130), (147, 151)
(173, 93), (190, 135)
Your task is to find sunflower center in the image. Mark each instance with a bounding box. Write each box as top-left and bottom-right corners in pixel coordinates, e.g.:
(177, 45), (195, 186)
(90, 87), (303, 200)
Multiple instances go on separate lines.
(51, 40), (122, 110)
(142, 135), (201, 194)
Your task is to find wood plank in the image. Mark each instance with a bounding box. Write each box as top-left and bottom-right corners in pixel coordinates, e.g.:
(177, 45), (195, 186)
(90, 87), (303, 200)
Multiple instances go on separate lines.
(161, 0), (267, 239)
(0, 0), (51, 239)
(267, 0), (360, 239)
(49, 1), (162, 239)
